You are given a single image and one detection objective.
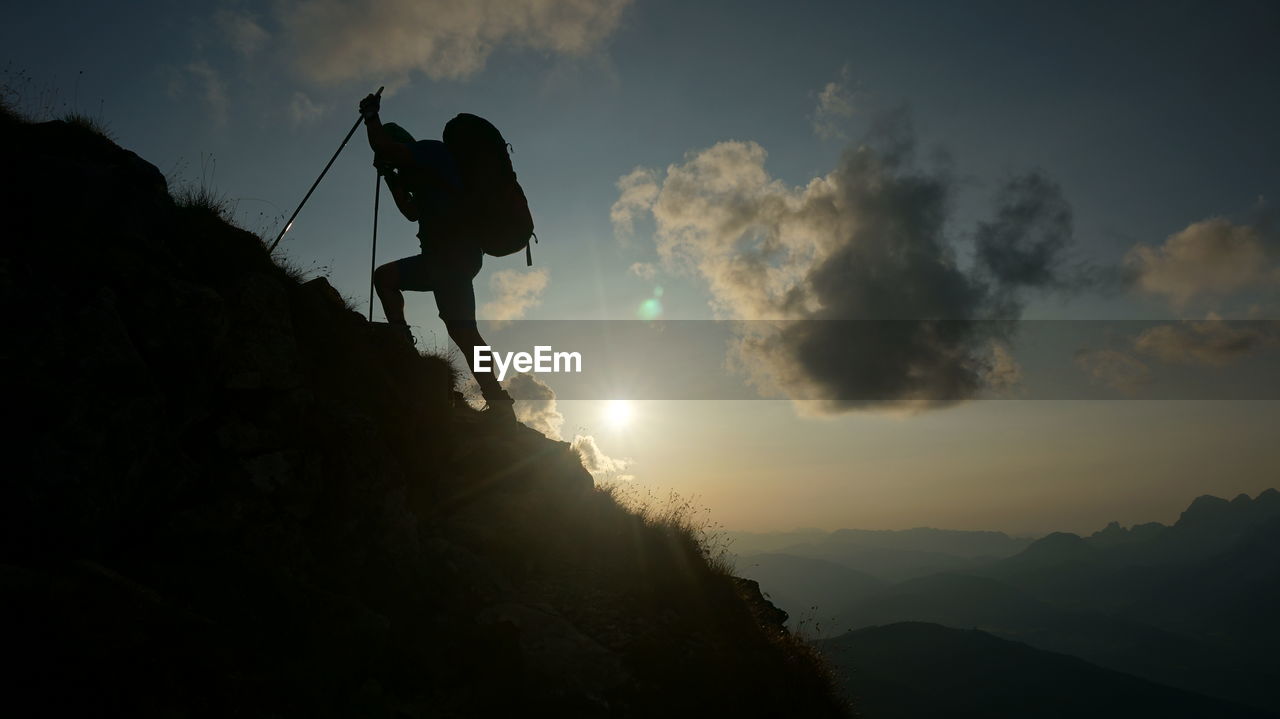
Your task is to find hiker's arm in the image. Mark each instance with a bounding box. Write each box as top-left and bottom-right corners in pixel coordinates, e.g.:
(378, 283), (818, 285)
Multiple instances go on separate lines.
(383, 172), (418, 222)
(364, 114), (413, 168)
(358, 93), (453, 189)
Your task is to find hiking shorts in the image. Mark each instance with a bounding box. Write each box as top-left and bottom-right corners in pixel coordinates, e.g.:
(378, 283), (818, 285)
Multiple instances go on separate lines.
(392, 251), (481, 330)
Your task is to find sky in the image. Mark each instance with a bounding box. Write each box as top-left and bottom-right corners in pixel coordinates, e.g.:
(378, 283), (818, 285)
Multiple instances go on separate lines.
(5, 0), (1279, 535)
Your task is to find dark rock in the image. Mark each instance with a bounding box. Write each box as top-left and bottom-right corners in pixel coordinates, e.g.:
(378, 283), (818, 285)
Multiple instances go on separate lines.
(478, 601), (631, 709)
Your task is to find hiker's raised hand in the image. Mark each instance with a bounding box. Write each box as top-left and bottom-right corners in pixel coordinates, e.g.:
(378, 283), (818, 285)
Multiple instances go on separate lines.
(359, 93), (381, 120)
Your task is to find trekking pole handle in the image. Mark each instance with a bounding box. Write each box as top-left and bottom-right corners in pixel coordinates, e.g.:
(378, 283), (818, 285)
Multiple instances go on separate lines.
(362, 86), (385, 119)
(268, 85), (385, 254)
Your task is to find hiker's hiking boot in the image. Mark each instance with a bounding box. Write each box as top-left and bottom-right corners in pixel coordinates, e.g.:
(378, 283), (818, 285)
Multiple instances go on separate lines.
(370, 321), (416, 347)
(482, 393), (517, 424)
(392, 323), (415, 346)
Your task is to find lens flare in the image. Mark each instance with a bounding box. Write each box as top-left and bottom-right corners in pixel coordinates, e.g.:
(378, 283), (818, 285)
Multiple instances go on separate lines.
(637, 297), (662, 320)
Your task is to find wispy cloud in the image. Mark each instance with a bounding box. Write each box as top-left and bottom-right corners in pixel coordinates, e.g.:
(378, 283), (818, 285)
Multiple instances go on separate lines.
(1133, 315), (1279, 367)
(1073, 315), (1278, 396)
(986, 340), (1025, 396)
(812, 65), (856, 140)
(628, 261), (657, 280)
(611, 167), (659, 239)
(262, 0), (633, 86)
(479, 267), (549, 324)
(1075, 347), (1151, 397)
(288, 91), (326, 126)
(184, 61), (229, 127)
(216, 9), (269, 58)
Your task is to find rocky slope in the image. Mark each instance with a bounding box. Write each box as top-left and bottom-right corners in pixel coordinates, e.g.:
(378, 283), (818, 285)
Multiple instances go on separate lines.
(0, 110), (845, 717)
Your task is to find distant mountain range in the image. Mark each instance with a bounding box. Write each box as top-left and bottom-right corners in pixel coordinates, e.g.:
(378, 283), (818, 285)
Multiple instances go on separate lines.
(819, 622), (1274, 719)
(731, 527), (1034, 582)
(737, 488), (1280, 714)
(731, 553), (885, 634)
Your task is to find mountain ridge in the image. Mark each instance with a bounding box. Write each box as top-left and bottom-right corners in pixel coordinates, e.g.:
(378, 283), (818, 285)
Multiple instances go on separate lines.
(0, 111), (846, 717)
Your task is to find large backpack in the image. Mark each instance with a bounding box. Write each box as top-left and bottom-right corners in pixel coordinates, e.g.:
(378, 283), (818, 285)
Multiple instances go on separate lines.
(442, 113), (536, 265)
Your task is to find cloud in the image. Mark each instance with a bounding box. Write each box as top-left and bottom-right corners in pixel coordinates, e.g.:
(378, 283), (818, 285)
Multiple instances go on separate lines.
(611, 167), (659, 238)
(1072, 315), (1277, 396)
(289, 91), (326, 126)
(505, 373), (632, 479)
(479, 268), (549, 324)
(505, 372), (564, 439)
(1133, 315), (1279, 366)
(812, 66), (856, 140)
(263, 0), (632, 86)
(986, 340), (1025, 395)
(217, 9), (269, 58)
(628, 262), (657, 280)
(184, 61), (229, 127)
(1075, 348), (1151, 396)
(1125, 218), (1278, 308)
(974, 171), (1074, 292)
(571, 434), (632, 480)
(622, 115), (1076, 413)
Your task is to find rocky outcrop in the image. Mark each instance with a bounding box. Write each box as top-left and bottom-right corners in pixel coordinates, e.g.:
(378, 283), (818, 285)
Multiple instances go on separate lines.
(0, 114), (845, 716)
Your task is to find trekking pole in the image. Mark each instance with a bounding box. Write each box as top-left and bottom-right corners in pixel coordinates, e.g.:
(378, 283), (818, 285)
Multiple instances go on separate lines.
(368, 171), (381, 321)
(268, 85), (384, 254)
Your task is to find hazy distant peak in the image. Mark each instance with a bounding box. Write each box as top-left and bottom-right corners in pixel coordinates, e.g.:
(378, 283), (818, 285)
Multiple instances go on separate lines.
(1176, 488), (1280, 529)
(999, 531), (1095, 570)
(1088, 520), (1168, 548)
(1032, 531), (1089, 545)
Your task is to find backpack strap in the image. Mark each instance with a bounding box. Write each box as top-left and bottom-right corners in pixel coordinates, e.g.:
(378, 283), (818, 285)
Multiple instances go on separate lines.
(526, 232), (538, 266)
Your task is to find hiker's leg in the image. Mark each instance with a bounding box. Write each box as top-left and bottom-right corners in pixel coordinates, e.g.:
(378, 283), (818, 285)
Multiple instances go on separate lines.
(435, 268), (513, 409)
(373, 262), (406, 325)
(445, 322), (507, 400)
(380, 253), (435, 328)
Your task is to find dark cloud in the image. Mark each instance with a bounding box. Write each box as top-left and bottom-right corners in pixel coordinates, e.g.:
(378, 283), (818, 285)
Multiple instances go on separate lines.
(974, 171), (1074, 291)
(621, 116), (1076, 413)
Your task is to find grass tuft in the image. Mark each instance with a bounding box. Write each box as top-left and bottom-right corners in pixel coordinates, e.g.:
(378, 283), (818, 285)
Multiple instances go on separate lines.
(62, 111), (115, 140)
(597, 481), (735, 575)
(169, 153), (237, 222)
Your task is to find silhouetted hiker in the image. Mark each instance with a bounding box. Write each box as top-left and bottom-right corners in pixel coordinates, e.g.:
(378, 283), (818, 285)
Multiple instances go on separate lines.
(359, 93), (516, 421)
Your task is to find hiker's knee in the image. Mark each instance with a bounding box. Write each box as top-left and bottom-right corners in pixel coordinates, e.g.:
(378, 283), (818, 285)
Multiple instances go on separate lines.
(446, 322), (483, 349)
(446, 322), (478, 343)
(374, 262), (399, 291)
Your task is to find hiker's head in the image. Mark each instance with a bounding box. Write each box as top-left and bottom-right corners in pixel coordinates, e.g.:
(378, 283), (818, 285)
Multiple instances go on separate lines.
(375, 122), (416, 168)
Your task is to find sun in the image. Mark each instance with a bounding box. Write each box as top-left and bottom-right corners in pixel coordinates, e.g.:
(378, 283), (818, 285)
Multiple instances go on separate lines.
(603, 399), (633, 429)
